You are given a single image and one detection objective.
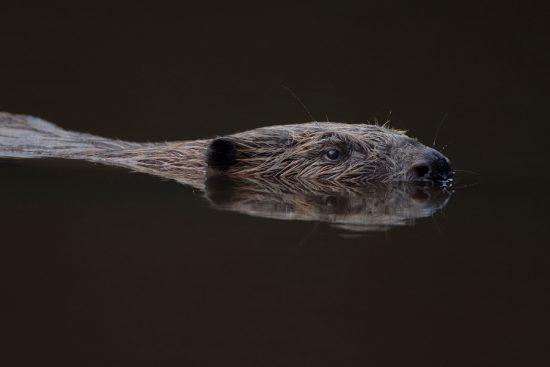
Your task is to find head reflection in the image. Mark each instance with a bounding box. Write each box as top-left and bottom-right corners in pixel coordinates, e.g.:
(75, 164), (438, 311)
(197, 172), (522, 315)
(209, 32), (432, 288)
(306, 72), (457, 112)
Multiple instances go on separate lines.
(204, 177), (452, 232)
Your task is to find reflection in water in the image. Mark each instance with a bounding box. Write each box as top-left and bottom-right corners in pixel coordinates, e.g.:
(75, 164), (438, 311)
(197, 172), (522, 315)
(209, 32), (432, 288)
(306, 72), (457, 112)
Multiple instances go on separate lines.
(204, 177), (452, 232)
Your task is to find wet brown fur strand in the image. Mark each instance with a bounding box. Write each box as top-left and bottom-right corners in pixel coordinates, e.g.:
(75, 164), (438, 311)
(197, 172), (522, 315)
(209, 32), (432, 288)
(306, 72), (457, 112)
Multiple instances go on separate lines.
(0, 112), (452, 188)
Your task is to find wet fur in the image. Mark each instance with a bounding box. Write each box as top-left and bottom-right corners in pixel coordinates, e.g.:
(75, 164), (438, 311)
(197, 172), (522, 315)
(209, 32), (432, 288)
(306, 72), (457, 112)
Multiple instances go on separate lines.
(0, 112), (439, 187)
(206, 123), (429, 184)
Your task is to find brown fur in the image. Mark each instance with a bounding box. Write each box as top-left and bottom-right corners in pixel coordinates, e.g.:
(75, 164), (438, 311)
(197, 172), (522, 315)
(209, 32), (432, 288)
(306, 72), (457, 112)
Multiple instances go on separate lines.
(0, 112), (452, 188)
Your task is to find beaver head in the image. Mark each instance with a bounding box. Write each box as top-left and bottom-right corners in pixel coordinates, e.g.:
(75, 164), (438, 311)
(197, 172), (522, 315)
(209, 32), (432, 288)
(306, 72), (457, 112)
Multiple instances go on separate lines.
(206, 122), (453, 184)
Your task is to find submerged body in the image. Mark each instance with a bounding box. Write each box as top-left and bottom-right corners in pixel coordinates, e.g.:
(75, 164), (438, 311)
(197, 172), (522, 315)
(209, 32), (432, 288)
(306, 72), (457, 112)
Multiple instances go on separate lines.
(0, 112), (453, 189)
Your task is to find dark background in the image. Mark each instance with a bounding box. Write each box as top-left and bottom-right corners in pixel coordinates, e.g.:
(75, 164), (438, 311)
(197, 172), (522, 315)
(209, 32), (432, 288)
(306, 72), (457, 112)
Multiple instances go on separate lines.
(0, 2), (549, 366)
(1, 2), (548, 180)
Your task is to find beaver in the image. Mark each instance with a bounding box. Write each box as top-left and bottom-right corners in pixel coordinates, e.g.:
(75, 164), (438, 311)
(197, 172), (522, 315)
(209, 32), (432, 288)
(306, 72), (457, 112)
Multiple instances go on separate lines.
(0, 112), (453, 188)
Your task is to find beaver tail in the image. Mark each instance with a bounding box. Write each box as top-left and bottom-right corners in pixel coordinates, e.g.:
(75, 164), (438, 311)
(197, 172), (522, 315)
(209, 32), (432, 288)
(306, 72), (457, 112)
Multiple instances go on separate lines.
(0, 112), (141, 160)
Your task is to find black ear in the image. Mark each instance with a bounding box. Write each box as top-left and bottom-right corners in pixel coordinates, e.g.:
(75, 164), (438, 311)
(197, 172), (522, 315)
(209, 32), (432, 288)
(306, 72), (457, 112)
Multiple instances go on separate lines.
(206, 138), (237, 171)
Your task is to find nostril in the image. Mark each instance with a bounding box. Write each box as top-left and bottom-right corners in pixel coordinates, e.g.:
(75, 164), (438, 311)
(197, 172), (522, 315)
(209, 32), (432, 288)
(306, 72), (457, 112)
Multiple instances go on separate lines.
(413, 164), (431, 178)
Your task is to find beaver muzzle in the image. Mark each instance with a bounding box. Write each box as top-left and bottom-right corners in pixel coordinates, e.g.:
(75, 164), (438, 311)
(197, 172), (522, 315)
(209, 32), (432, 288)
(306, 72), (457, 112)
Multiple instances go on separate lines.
(410, 148), (454, 183)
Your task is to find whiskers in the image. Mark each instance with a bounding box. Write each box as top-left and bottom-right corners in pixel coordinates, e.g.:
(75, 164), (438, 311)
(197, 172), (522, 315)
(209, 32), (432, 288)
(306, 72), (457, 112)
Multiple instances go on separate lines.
(281, 85), (316, 122)
(449, 168), (480, 190)
(441, 140), (454, 152)
(453, 168), (480, 176)
(450, 181), (479, 190)
(432, 113), (448, 148)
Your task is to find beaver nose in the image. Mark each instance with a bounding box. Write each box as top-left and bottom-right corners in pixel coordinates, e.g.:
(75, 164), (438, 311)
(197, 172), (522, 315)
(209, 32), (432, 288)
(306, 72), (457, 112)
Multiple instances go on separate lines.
(412, 149), (453, 181)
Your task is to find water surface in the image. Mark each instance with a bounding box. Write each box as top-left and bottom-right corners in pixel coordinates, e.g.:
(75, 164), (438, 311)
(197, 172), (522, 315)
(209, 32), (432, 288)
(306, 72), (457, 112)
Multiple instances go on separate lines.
(0, 2), (548, 366)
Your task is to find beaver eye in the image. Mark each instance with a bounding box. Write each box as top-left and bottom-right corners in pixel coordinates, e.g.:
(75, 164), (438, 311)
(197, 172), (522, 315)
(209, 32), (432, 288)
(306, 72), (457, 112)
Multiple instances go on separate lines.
(325, 148), (340, 160)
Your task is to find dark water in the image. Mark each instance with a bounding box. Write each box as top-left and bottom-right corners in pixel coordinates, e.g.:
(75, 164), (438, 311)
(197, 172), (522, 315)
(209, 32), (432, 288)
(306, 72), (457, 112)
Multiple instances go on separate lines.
(1, 2), (549, 366)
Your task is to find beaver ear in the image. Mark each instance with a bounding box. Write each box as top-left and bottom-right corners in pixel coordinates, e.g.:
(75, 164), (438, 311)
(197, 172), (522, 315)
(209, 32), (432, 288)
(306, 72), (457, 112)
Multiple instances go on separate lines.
(206, 137), (237, 171)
